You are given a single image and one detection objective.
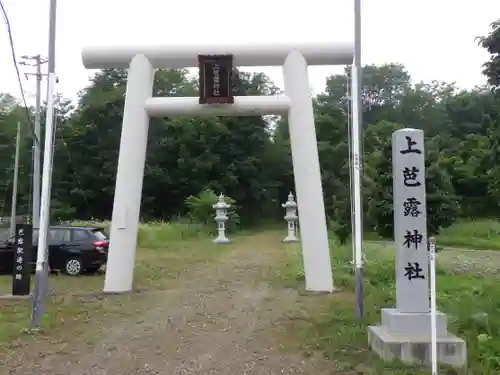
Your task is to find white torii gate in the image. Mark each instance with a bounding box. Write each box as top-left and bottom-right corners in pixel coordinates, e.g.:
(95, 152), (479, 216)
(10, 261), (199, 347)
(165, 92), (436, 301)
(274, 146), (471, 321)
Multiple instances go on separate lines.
(81, 42), (353, 294)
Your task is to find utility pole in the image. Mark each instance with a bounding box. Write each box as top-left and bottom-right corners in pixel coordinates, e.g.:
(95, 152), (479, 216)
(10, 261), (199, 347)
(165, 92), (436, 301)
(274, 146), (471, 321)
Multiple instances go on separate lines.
(20, 55), (48, 230)
(31, 0), (58, 329)
(9, 122), (21, 238)
(351, 0), (364, 321)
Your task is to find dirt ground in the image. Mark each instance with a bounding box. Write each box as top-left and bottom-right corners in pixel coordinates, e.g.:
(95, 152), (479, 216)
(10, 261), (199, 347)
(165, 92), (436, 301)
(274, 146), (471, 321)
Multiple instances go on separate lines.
(366, 240), (500, 277)
(2, 234), (335, 375)
(437, 247), (500, 277)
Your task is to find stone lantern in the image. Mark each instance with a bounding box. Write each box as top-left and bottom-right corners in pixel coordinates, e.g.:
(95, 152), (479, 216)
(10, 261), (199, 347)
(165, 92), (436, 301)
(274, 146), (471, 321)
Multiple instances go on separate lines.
(213, 193), (231, 244)
(281, 192), (298, 243)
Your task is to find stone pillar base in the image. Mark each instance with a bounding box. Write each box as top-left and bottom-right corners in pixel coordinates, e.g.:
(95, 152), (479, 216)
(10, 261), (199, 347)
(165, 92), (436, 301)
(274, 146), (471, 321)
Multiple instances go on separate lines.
(368, 307), (467, 368)
(213, 238), (231, 244)
(381, 308), (448, 336)
(368, 325), (467, 369)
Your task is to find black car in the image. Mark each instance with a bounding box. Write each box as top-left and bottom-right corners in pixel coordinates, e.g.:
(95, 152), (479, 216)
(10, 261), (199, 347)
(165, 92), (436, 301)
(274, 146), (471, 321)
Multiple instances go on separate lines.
(0, 225), (109, 276)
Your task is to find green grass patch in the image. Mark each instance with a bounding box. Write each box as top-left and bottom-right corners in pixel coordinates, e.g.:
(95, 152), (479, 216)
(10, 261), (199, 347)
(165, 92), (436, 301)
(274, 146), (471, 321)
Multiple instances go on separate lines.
(70, 219), (213, 245)
(437, 219), (500, 250)
(0, 220), (227, 358)
(277, 238), (500, 374)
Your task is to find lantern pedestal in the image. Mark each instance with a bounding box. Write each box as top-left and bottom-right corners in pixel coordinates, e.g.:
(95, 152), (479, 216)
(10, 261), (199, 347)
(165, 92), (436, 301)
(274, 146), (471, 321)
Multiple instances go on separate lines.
(282, 192), (298, 243)
(282, 217), (298, 243)
(213, 194), (231, 244)
(213, 236), (230, 244)
(213, 223), (231, 244)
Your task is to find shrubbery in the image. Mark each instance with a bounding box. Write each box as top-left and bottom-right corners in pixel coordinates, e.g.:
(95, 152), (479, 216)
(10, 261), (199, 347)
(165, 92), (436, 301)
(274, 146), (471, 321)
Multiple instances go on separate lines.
(184, 189), (240, 232)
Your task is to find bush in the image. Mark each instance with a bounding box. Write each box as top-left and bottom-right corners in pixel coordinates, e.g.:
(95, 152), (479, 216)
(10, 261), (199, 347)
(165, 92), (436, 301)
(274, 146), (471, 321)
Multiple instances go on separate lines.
(184, 189), (240, 232)
(136, 220), (210, 247)
(328, 219), (351, 245)
(68, 219), (211, 246)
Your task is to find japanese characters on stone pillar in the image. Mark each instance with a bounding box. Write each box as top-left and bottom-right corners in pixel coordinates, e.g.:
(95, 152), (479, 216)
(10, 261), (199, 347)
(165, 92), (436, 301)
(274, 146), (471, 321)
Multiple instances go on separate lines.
(393, 128), (429, 313)
(368, 128), (467, 368)
(12, 223), (33, 296)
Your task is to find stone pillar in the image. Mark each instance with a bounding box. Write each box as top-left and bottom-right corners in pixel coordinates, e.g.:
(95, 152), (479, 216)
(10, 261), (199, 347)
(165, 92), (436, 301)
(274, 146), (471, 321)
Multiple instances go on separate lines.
(103, 55), (154, 293)
(283, 51), (333, 292)
(368, 128), (466, 368)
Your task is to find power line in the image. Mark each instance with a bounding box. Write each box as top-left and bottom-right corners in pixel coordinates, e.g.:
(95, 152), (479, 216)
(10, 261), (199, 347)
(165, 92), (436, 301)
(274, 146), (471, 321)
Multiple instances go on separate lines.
(0, 0), (39, 144)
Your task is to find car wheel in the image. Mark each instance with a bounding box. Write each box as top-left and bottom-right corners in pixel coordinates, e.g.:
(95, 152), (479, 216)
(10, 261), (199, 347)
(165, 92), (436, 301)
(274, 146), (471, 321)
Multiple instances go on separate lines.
(65, 258), (82, 276)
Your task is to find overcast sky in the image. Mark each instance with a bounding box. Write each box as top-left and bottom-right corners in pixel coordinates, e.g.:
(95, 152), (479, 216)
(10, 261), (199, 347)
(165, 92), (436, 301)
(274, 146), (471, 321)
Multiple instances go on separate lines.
(1, 0), (499, 104)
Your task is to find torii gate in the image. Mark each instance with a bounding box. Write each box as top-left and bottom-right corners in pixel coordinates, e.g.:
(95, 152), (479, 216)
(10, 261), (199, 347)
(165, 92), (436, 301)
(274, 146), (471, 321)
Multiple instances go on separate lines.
(81, 42), (353, 294)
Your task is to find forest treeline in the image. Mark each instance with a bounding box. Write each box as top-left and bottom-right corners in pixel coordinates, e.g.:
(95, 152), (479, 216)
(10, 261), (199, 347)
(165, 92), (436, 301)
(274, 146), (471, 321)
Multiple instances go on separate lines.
(0, 20), (499, 241)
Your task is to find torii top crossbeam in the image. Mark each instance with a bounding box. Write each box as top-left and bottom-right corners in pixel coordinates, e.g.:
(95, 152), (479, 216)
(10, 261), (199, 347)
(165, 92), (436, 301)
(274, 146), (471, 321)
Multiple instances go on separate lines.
(81, 42), (353, 69)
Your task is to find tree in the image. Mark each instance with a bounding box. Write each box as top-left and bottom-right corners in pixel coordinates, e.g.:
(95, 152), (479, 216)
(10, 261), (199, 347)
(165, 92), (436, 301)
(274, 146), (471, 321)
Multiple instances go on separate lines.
(477, 20), (500, 88)
(486, 115), (500, 208)
(321, 63), (412, 127)
(0, 95), (35, 218)
(1, 36), (500, 232)
(49, 67), (289, 224)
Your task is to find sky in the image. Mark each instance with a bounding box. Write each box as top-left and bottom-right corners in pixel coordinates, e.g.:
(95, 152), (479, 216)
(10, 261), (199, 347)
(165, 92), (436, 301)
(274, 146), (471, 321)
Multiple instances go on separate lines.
(1, 0), (499, 105)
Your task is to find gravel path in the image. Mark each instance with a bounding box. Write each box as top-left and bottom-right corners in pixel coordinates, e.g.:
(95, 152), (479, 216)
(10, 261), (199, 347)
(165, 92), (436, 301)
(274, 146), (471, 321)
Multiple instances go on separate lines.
(437, 248), (500, 277)
(366, 240), (500, 276)
(4, 234), (333, 375)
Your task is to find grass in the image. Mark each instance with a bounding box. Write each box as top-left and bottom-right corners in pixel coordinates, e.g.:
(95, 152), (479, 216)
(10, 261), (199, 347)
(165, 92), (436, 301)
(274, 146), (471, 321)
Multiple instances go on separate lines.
(276, 238), (500, 374)
(0, 221), (227, 360)
(365, 218), (500, 251)
(2, 218), (500, 373)
(437, 219), (500, 250)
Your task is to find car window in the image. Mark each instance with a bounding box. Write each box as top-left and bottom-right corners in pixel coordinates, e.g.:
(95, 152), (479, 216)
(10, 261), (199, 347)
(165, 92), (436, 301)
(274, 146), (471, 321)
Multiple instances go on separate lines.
(73, 230), (89, 241)
(50, 229), (71, 242)
(91, 229), (108, 241)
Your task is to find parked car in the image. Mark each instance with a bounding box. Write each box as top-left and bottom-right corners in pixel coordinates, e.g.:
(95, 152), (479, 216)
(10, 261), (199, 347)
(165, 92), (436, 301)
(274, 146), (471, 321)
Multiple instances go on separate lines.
(0, 225), (109, 276)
